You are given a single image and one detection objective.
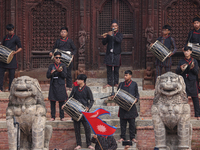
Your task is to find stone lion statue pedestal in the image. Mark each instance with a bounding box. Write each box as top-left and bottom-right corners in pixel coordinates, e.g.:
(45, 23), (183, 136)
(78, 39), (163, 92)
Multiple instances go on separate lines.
(6, 76), (52, 150)
(151, 72), (192, 150)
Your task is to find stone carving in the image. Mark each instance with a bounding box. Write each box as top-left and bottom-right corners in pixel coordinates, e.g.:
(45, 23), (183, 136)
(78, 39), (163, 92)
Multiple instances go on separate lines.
(143, 66), (154, 90)
(151, 72), (192, 150)
(6, 76), (52, 150)
(144, 66), (153, 79)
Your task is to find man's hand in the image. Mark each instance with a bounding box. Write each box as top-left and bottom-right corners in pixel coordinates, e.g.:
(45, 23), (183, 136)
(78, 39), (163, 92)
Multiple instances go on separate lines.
(11, 52), (16, 58)
(182, 47), (184, 51)
(108, 31), (112, 36)
(49, 52), (53, 57)
(86, 107), (89, 112)
(57, 68), (63, 72)
(103, 33), (108, 38)
(61, 105), (64, 110)
(190, 62), (194, 69)
(51, 69), (56, 74)
(150, 43), (153, 47)
(168, 53), (173, 58)
(180, 64), (187, 71)
(93, 135), (97, 139)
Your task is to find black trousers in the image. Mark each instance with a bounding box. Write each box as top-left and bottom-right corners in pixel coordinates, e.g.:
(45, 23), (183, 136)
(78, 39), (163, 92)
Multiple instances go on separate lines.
(0, 67), (15, 91)
(155, 65), (171, 79)
(66, 63), (72, 88)
(107, 65), (120, 86)
(73, 118), (91, 147)
(192, 96), (200, 117)
(50, 100), (65, 119)
(120, 118), (136, 140)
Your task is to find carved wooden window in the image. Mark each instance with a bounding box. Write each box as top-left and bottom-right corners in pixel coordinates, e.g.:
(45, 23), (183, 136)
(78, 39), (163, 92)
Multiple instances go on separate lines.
(31, 0), (66, 68)
(98, 0), (134, 67)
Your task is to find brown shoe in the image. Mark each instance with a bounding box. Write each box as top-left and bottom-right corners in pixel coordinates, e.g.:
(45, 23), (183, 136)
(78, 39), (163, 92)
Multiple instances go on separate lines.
(103, 84), (111, 89)
(132, 138), (138, 143)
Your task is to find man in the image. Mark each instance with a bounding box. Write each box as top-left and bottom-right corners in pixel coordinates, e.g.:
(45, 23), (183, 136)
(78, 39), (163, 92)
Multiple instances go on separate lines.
(102, 19), (123, 88)
(0, 24), (22, 92)
(47, 51), (68, 121)
(115, 70), (139, 143)
(176, 46), (200, 120)
(67, 74), (94, 150)
(50, 27), (77, 91)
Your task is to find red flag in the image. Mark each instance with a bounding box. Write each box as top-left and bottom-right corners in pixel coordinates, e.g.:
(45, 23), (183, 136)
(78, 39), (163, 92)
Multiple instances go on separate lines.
(82, 108), (116, 136)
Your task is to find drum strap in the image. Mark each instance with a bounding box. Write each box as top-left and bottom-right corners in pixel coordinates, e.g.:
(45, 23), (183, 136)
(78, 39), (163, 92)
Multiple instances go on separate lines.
(4, 34), (14, 41)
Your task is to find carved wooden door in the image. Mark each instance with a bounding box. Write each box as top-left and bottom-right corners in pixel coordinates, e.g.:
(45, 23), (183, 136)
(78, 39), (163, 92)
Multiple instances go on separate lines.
(97, 0), (134, 68)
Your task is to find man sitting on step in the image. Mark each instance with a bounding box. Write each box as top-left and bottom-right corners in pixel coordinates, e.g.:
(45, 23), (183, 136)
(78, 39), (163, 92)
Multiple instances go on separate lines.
(115, 70), (139, 143)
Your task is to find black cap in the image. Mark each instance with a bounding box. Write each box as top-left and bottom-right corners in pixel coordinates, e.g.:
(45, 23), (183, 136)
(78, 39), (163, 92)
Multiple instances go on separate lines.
(184, 46), (192, 51)
(193, 17), (200, 23)
(111, 19), (118, 25)
(77, 74), (87, 82)
(54, 51), (62, 56)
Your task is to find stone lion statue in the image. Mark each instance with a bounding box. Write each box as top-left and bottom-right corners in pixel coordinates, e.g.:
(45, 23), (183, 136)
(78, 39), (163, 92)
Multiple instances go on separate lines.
(151, 72), (192, 150)
(6, 76), (52, 150)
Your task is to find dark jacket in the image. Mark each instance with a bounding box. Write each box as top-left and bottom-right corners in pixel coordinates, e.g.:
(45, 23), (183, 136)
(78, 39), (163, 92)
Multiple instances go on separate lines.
(46, 63), (67, 85)
(91, 135), (117, 150)
(118, 80), (139, 119)
(51, 38), (77, 55)
(185, 29), (200, 47)
(176, 57), (199, 97)
(0, 34), (22, 68)
(69, 85), (94, 109)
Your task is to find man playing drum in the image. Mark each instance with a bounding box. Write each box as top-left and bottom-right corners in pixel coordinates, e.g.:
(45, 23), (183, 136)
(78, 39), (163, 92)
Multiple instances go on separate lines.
(0, 24), (22, 92)
(116, 70), (139, 143)
(49, 27), (77, 91)
(67, 74), (94, 150)
(151, 25), (177, 79)
(46, 51), (68, 121)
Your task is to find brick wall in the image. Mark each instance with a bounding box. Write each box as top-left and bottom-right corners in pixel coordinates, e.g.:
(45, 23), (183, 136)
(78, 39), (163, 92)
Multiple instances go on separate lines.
(0, 128), (76, 150)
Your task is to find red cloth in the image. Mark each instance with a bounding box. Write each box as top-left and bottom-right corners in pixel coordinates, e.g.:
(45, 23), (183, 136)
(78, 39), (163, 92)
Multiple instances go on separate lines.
(82, 108), (116, 136)
(73, 81), (78, 86)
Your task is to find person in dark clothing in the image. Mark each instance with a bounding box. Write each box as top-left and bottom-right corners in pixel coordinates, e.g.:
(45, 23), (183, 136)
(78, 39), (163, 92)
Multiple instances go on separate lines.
(151, 25), (177, 79)
(0, 24), (22, 92)
(67, 74), (94, 150)
(47, 51), (68, 121)
(91, 134), (117, 150)
(176, 46), (200, 120)
(183, 17), (200, 92)
(102, 19), (123, 88)
(115, 70), (139, 143)
(49, 27), (77, 91)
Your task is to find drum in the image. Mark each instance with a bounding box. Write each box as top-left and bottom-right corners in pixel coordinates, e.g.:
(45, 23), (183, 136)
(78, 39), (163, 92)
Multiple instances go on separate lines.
(0, 45), (14, 64)
(150, 40), (171, 62)
(113, 89), (137, 111)
(51, 49), (73, 67)
(187, 42), (200, 60)
(63, 97), (86, 121)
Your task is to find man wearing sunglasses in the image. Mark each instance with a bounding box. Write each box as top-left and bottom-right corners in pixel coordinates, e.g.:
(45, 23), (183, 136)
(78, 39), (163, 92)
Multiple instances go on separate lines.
(47, 51), (68, 121)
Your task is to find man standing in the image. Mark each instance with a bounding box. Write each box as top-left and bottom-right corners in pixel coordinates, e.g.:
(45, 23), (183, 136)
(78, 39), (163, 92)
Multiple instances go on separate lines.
(102, 19), (123, 88)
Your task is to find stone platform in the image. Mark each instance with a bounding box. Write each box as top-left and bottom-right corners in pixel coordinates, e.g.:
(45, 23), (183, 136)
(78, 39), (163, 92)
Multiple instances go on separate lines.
(1, 77), (200, 149)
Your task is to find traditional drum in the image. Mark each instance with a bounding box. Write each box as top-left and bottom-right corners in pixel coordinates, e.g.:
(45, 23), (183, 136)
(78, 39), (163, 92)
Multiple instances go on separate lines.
(187, 42), (200, 60)
(63, 97), (86, 121)
(150, 40), (172, 62)
(51, 49), (73, 67)
(113, 89), (137, 111)
(0, 45), (14, 64)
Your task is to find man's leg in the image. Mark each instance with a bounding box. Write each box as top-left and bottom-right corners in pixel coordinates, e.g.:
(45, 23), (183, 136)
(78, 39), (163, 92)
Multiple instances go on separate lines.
(73, 120), (82, 146)
(8, 69), (15, 91)
(59, 101), (65, 119)
(192, 96), (200, 117)
(66, 63), (73, 89)
(50, 101), (56, 119)
(165, 66), (171, 73)
(82, 118), (91, 147)
(120, 118), (127, 140)
(114, 66), (120, 86)
(106, 65), (112, 86)
(128, 118), (136, 140)
(155, 65), (162, 79)
(0, 67), (6, 91)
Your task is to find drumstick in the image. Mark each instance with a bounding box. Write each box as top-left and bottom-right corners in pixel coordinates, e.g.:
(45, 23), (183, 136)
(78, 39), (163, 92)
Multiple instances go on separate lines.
(96, 136), (103, 150)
